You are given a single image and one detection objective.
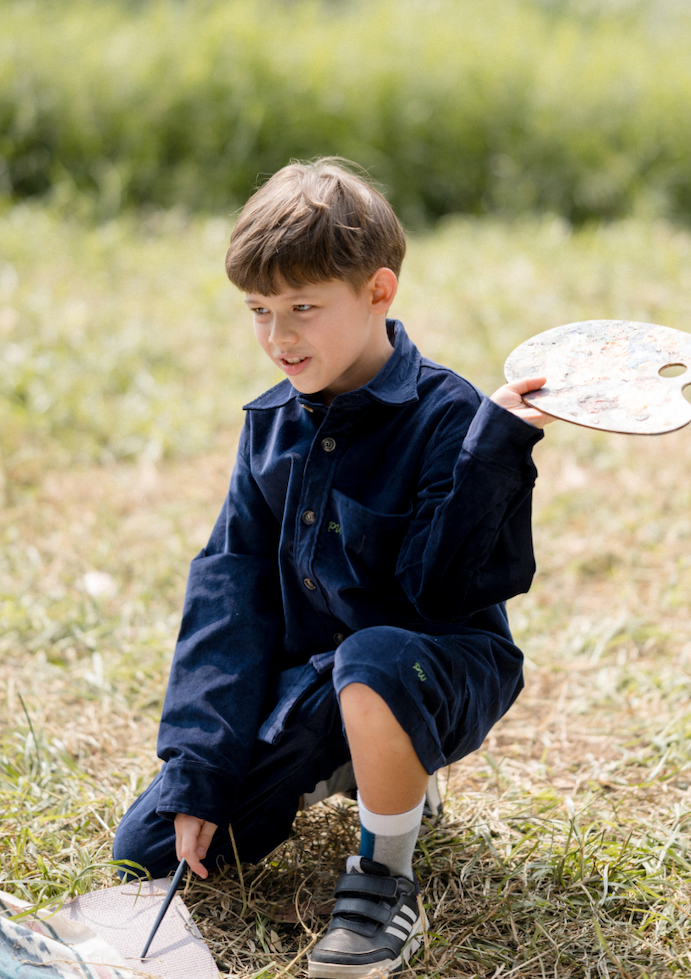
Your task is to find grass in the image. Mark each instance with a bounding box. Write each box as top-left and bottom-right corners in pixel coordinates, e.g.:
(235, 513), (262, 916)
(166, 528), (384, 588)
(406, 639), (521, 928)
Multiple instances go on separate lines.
(2, 201), (691, 975)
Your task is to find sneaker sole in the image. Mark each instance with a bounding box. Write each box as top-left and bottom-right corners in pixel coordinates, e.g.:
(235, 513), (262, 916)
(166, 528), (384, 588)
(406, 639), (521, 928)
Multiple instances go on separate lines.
(308, 918), (424, 979)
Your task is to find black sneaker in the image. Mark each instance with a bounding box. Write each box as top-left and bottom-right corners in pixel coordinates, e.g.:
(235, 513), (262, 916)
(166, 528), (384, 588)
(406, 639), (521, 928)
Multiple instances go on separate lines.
(308, 856), (426, 978)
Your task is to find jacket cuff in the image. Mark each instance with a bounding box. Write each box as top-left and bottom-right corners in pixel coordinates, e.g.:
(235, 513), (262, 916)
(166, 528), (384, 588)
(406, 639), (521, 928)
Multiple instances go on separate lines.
(156, 760), (236, 827)
(464, 396), (543, 470)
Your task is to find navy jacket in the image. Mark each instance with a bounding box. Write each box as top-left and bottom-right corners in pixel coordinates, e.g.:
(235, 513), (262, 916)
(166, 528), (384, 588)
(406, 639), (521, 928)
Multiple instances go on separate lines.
(156, 321), (543, 825)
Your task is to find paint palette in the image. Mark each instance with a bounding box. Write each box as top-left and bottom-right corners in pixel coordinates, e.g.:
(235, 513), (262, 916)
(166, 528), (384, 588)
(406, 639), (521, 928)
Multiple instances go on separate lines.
(504, 320), (691, 434)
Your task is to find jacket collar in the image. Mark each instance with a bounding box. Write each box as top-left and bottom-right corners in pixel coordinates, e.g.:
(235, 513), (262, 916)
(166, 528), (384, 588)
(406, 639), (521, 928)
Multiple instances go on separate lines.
(243, 320), (421, 411)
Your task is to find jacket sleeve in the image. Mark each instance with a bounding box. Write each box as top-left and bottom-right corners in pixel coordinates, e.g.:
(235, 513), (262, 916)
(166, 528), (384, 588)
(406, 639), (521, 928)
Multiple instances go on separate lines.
(155, 422), (282, 826)
(396, 396), (543, 621)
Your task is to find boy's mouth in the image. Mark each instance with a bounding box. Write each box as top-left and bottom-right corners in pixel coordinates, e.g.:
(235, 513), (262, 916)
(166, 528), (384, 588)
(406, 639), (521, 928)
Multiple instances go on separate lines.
(279, 355), (311, 376)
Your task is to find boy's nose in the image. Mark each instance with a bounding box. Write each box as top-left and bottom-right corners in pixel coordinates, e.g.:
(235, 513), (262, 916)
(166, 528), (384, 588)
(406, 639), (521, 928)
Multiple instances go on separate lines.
(269, 316), (299, 346)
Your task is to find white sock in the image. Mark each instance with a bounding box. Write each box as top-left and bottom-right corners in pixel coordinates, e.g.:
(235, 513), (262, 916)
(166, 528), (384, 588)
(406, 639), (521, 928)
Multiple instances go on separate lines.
(356, 792), (425, 880)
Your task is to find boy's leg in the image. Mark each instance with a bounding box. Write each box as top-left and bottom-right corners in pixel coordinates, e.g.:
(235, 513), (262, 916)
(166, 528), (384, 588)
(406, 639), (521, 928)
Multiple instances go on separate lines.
(308, 681), (429, 979)
(341, 684), (429, 815)
(308, 623), (523, 978)
(113, 671), (350, 879)
(340, 682), (427, 880)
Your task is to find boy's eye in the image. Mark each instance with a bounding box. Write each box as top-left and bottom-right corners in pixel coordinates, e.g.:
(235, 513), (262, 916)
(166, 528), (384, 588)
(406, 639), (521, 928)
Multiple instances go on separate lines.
(293, 304), (313, 312)
(252, 307), (270, 315)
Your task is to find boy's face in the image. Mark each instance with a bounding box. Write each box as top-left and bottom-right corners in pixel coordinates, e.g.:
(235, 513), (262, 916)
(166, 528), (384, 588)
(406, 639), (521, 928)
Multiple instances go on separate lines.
(244, 271), (397, 405)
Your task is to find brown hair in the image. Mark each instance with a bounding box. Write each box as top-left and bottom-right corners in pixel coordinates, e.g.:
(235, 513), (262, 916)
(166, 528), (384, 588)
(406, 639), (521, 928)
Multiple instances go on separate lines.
(225, 158), (406, 294)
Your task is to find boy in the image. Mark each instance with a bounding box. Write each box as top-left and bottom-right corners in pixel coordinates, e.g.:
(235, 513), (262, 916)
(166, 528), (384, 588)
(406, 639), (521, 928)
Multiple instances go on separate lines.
(114, 158), (551, 977)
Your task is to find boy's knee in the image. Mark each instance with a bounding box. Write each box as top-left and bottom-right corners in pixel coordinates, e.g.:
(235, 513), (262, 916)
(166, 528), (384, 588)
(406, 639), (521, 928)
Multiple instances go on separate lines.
(113, 818), (178, 880)
(333, 625), (417, 705)
(112, 770), (178, 880)
(334, 625), (410, 676)
(112, 822), (151, 880)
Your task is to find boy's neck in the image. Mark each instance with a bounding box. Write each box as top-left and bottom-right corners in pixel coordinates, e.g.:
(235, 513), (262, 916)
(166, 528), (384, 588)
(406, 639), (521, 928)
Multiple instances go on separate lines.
(321, 321), (394, 406)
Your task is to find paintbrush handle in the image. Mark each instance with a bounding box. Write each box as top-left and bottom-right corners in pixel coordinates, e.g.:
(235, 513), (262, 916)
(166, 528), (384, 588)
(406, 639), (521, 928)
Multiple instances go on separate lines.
(140, 858), (188, 959)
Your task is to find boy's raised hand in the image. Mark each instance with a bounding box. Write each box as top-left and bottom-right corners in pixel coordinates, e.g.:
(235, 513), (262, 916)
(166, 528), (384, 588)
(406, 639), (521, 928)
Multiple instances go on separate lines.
(174, 813), (218, 878)
(491, 375), (554, 429)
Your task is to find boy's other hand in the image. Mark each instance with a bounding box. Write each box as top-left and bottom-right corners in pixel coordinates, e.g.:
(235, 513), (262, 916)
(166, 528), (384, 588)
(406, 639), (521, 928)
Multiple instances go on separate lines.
(174, 813), (218, 878)
(490, 375), (554, 429)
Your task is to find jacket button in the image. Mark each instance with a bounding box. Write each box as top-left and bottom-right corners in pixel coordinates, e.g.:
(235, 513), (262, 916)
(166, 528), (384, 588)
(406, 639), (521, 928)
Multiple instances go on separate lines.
(321, 437), (336, 452)
(333, 632), (345, 646)
(303, 577), (317, 591)
(302, 509), (316, 525)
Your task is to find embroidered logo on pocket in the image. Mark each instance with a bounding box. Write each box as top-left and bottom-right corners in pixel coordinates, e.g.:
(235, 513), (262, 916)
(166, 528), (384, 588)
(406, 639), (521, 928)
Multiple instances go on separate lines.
(327, 522), (342, 534)
(413, 661), (427, 682)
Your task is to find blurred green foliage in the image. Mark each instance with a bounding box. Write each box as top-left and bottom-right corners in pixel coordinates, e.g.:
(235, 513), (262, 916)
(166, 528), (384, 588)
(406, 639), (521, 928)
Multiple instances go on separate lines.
(3, 0), (691, 224)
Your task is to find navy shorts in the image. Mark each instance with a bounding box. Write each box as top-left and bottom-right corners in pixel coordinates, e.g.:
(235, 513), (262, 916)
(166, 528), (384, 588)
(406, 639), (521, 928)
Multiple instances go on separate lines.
(113, 624), (522, 877)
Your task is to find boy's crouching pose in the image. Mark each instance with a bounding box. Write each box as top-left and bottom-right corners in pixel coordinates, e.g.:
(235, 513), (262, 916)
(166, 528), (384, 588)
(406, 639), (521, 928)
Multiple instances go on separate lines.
(114, 158), (551, 977)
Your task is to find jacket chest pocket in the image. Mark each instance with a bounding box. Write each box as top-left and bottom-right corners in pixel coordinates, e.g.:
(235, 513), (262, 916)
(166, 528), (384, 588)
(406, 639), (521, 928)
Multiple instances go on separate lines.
(324, 489), (413, 584)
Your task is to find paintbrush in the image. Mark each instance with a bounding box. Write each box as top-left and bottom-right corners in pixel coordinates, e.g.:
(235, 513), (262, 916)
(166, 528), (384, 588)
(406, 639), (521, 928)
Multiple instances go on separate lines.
(140, 858), (188, 959)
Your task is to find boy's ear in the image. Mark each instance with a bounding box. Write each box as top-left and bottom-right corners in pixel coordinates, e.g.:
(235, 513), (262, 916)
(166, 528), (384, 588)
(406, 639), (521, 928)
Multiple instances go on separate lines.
(367, 267), (398, 312)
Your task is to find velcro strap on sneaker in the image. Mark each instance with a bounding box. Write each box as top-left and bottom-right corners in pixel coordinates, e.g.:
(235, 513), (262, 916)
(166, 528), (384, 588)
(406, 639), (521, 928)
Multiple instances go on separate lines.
(334, 873), (397, 899)
(328, 915), (378, 938)
(331, 896), (393, 924)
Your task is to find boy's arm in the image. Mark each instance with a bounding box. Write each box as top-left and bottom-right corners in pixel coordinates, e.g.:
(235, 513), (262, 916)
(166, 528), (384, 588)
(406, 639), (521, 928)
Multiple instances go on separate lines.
(396, 376), (549, 621)
(155, 421), (282, 830)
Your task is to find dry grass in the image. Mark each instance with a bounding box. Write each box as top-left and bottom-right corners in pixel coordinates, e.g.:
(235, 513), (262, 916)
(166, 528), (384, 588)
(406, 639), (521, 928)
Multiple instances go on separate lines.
(2, 204), (691, 976)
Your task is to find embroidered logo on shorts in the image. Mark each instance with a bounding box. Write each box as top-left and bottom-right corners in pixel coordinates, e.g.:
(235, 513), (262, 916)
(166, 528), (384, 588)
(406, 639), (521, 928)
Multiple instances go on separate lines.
(327, 522), (342, 534)
(413, 661), (427, 682)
